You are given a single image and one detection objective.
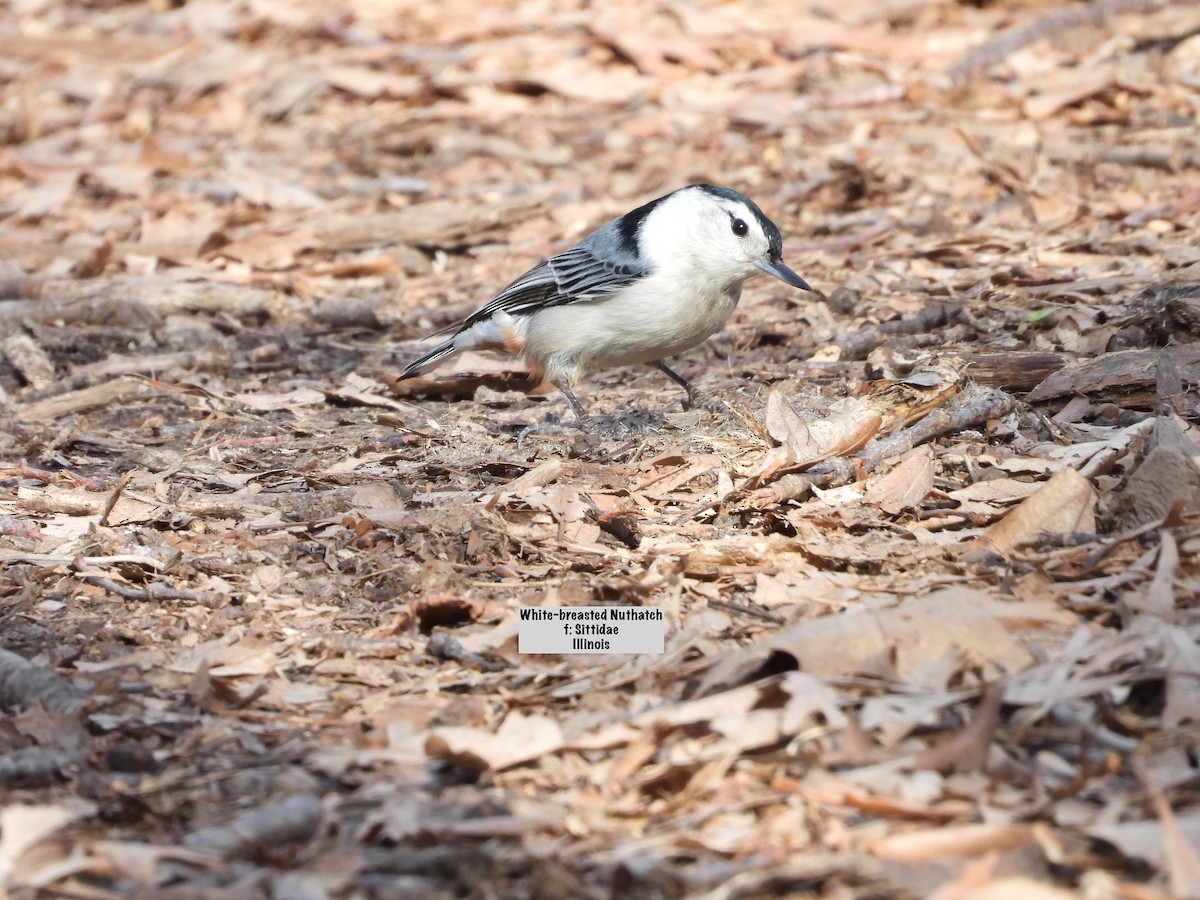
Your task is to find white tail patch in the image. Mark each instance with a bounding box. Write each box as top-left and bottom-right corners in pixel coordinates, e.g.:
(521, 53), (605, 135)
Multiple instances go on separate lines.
(399, 339), (457, 378)
(400, 311), (529, 378)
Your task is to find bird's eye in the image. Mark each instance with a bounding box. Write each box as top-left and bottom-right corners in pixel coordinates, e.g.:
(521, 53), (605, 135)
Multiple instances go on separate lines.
(731, 217), (748, 237)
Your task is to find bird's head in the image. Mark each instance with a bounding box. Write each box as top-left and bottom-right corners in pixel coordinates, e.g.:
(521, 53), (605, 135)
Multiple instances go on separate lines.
(636, 184), (811, 292)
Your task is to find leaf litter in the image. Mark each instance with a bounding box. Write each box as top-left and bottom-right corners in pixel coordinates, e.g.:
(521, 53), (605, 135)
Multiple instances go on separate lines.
(2, 0), (1200, 896)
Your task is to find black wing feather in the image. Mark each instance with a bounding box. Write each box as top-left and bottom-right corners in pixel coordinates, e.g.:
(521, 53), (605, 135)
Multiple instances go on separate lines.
(462, 246), (648, 329)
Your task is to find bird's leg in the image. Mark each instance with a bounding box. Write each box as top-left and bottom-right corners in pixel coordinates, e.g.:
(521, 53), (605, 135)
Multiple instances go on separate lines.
(653, 360), (728, 414)
(551, 380), (657, 438)
(515, 380), (591, 446)
(554, 381), (590, 422)
(516, 380), (662, 446)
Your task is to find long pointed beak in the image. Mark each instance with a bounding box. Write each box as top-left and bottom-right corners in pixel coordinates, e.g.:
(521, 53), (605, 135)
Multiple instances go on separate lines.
(757, 257), (811, 291)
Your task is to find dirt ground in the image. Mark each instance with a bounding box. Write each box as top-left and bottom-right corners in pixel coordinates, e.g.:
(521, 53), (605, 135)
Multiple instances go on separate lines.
(2, 0), (1200, 897)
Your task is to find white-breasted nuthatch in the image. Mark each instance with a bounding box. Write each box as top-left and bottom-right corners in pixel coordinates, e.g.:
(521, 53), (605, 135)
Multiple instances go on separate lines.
(400, 183), (811, 419)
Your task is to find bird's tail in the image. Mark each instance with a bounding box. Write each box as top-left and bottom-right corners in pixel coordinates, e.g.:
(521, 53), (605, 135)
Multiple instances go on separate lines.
(399, 338), (459, 379)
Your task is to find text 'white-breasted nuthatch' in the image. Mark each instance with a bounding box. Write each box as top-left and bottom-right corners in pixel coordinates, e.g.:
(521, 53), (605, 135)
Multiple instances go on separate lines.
(401, 184), (811, 419)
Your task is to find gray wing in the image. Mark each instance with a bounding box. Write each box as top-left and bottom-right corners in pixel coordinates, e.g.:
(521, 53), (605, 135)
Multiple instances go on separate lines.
(462, 239), (650, 330)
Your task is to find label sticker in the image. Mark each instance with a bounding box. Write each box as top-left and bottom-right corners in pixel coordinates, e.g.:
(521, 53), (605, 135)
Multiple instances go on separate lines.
(518, 607), (665, 654)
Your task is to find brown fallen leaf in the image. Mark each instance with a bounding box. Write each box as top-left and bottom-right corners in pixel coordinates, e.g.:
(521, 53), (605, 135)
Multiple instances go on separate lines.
(1022, 67), (1117, 120)
(382, 368), (542, 402)
(860, 357), (967, 430)
(971, 467), (1097, 558)
(1109, 444), (1200, 532)
(694, 589), (1076, 697)
(321, 65), (423, 99)
(169, 639), (278, 678)
(870, 822), (1037, 862)
(913, 684), (1003, 775)
(425, 712), (563, 776)
(521, 59), (651, 103)
(314, 195), (552, 251)
(1146, 776), (1200, 899)
(747, 390), (881, 488)
(765, 390), (881, 466)
(1162, 623), (1200, 732)
(6, 0), (1200, 893)
(220, 164), (324, 209)
(0, 648), (89, 715)
(947, 478), (1043, 506)
(89, 841), (219, 884)
(231, 387), (326, 411)
(818, 710), (893, 769)
(0, 801), (95, 889)
(1087, 812), (1200, 880)
(865, 445), (935, 514)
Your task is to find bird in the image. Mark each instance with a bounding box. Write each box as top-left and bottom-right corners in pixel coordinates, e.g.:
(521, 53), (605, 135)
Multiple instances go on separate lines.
(399, 183), (811, 420)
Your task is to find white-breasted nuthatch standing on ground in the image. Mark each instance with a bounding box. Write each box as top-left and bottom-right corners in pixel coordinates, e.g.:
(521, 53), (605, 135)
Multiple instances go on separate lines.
(400, 183), (811, 419)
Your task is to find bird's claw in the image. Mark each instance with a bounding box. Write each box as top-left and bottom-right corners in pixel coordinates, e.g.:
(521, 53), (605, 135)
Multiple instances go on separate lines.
(682, 389), (734, 417)
(515, 416), (586, 448)
(515, 410), (659, 448)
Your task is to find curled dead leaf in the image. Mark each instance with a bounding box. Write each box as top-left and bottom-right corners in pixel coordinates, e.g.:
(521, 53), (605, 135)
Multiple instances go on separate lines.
(759, 389), (881, 475)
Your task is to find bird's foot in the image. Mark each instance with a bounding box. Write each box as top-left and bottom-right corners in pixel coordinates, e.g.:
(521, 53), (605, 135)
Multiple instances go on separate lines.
(655, 361), (734, 418)
(515, 415), (586, 449)
(682, 388), (733, 416)
(515, 410), (659, 449)
(679, 388), (768, 438)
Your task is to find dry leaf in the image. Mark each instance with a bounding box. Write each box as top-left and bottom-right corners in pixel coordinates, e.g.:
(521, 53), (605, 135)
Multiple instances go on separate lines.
(865, 445), (935, 514)
(972, 467), (1097, 557)
(0, 802), (95, 889)
(426, 712), (563, 775)
(231, 388), (327, 411)
(761, 389), (881, 471)
(1087, 812), (1200, 873)
(695, 589), (1076, 697)
(870, 822), (1037, 862)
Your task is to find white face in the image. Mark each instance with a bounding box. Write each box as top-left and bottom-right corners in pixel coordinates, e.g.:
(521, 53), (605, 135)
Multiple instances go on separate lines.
(640, 187), (810, 291)
(707, 197), (776, 273)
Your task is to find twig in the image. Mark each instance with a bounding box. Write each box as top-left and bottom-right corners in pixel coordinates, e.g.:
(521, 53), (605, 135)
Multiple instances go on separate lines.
(99, 471), (133, 527)
(13, 378), (147, 422)
(426, 631), (509, 672)
(80, 574), (215, 604)
(0, 276), (274, 318)
(857, 383), (1016, 470)
(737, 461), (854, 511)
(70, 349), (232, 380)
(0, 550), (168, 570)
(736, 383), (1015, 510)
(2, 461), (103, 490)
(960, 351), (1066, 392)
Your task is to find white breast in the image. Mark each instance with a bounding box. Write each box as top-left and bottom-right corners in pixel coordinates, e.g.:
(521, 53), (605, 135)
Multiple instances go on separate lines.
(523, 272), (744, 386)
